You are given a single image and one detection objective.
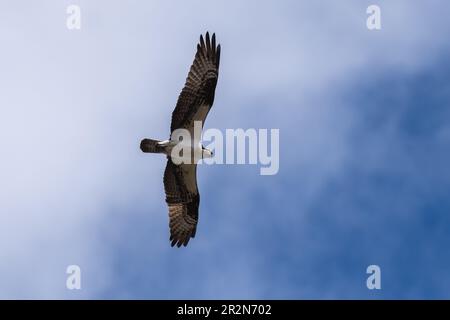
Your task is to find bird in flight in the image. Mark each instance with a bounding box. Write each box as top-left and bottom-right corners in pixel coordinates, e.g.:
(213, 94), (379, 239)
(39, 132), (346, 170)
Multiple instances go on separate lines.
(140, 32), (221, 247)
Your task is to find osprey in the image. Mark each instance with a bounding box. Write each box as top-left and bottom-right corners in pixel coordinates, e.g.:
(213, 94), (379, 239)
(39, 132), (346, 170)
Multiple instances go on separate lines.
(140, 32), (221, 247)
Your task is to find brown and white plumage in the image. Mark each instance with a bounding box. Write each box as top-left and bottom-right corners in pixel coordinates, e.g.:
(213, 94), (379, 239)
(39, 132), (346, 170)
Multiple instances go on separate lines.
(163, 161), (199, 247)
(140, 32), (220, 247)
(170, 32), (220, 134)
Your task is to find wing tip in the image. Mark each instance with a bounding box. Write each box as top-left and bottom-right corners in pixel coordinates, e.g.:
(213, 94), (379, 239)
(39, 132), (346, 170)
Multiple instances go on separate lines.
(200, 34), (205, 49)
(170, 238), (191, 248)
(199, 31), (220, 48)
(169, 232), (194, 248)
(198, 31), (221, 67)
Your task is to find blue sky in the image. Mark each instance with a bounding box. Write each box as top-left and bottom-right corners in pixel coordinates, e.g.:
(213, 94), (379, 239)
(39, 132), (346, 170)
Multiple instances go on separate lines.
(1, 1), (450, 299)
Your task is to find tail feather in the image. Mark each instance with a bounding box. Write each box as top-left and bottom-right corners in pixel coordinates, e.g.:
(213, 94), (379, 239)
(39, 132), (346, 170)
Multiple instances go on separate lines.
(140, 138), (163, 153)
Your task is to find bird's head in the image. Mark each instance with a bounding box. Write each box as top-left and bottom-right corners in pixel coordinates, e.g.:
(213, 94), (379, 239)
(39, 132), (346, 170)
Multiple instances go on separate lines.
(201, 147), (214, 159)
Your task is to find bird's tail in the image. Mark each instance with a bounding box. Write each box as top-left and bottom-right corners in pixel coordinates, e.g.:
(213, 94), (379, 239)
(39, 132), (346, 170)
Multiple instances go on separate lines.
(140, 138), (164, 153)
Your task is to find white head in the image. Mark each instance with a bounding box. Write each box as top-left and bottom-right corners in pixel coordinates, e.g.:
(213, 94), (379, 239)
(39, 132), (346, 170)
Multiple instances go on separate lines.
(201, 147), (213, 159)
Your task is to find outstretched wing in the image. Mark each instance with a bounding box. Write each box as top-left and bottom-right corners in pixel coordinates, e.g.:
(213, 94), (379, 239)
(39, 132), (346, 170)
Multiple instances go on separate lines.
(170, 32), (221, 134)
(163, 160), (199, 247)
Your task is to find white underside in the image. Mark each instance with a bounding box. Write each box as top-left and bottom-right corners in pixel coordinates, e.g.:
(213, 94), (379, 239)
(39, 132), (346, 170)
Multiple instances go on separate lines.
(162, 104), (212, 164)
(158, 140), (210, 164)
